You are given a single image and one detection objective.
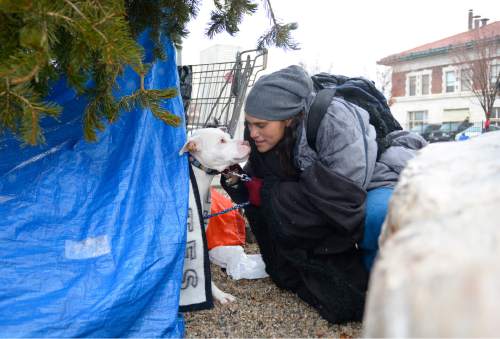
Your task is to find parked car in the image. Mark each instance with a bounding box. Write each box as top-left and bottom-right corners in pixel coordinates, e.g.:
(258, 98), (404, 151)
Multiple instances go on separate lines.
(410, 124), (441, 141)
(428, 121), (471, 142)
(455, 124), (500, 141)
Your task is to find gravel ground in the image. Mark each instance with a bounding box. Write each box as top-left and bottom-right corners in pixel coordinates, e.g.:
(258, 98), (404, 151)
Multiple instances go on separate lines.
(183, 243), (362, 338)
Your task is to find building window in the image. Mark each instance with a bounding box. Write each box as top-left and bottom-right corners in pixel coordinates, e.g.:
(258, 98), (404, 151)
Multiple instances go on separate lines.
(491, 107), (500, 119)
(442, 108), (470, 122)
(491, 107), (500, 127)
(460, 69), (472, 91)
(421, 74), (430, 95)
(407, 110), (428, 130)
(406, 70), (431, 97)
(445, 71), (456, 93)
(490, 64), (500, 86)
(409, 76), (417, 96)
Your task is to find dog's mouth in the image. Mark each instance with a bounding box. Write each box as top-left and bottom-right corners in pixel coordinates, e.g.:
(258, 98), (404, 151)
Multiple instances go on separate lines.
(217, 155), (248, 173)
(228, 146), (250, 164)
(209, 157), (248, 172)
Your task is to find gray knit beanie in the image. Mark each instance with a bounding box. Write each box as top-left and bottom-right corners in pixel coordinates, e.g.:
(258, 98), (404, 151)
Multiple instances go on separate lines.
(245, 65), (313, 121)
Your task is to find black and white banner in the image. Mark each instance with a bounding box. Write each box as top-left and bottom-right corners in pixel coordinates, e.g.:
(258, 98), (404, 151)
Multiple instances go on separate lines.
(179, 166), (213, 312)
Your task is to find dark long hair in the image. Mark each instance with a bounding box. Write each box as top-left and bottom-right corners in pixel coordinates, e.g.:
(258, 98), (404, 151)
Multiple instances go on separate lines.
(275, 113), (303, 178)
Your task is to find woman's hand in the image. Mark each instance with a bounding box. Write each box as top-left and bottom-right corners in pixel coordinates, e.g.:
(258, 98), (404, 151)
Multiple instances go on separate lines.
(221, 164), (244, 187)
(220, 165), (249, 205)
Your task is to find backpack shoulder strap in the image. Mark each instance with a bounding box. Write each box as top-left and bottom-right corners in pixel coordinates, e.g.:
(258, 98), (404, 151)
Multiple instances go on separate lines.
(306, 88), (336, 152)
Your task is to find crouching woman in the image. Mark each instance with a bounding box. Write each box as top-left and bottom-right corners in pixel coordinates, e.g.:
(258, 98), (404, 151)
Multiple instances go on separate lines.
(222, 65), (426, 324)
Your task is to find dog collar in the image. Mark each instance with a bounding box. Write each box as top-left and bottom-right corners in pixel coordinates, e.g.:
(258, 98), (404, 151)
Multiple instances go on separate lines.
(188, 156), (220, 175)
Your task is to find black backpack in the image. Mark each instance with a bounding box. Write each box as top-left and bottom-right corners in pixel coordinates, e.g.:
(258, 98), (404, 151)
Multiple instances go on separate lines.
(307, 73), (402, 159)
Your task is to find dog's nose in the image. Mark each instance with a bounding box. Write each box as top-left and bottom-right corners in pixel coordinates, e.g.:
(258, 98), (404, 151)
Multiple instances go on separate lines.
(242, 140), (250, 147)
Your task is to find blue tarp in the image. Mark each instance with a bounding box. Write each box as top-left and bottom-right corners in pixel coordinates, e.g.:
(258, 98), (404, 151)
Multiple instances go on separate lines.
(0, 32), (188, 338)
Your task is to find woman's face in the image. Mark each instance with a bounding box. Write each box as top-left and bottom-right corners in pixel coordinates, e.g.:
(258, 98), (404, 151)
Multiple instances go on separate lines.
(245, 115), (291, 153)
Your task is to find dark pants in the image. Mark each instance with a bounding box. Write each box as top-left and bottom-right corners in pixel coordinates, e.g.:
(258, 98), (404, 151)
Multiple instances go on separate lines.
(245, 206), (368, 324)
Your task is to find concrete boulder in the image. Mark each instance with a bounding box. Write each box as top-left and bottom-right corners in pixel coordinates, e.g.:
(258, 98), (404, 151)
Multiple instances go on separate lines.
(363, 131), (500, 337)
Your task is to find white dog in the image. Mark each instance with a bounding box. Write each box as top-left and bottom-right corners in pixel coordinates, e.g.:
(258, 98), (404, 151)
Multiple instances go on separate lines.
(179, 128), (250, 306)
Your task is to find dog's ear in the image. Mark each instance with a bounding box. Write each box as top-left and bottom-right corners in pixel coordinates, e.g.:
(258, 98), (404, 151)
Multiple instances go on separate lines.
(179, 139), (199, 155)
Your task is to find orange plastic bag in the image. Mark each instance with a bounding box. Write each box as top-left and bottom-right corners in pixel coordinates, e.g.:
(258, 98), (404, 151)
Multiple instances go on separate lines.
(206, 188), (246, 250)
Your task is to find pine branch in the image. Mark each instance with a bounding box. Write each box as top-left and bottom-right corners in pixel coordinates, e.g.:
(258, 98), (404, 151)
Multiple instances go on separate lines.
(10, 66), (40, 86)
(0, 83), (61, 145)
(83, 100), (107, 141)
(1, 0), (177, 145)
(1, 0), (298, 145)
(206, 0), (257, 37)
(261, 0), (276, 23)
(125, 0), (200, 52)
(257, 22), (299, 50)
(259, 0), (299, 50)
(118, 86), (180, 127)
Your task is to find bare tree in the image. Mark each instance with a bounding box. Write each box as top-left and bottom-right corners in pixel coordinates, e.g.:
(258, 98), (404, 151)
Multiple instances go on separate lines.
(376, 65), (392, 101)
(454, 30), (500, 129)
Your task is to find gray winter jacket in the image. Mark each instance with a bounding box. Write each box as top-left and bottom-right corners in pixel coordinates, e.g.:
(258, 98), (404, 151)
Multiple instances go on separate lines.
(293, 96), (426, 190)
(368, 130), (428, 189)
(294, 96), (377, 189)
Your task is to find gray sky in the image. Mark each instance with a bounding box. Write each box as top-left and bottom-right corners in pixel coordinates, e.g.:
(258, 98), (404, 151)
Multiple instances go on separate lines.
(181, 0), (498, 82)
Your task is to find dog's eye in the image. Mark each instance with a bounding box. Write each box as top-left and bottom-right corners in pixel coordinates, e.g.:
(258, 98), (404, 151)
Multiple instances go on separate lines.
(220, 138), (226, 144)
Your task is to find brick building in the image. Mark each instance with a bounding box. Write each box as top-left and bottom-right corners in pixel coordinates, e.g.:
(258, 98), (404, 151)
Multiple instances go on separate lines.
(378, 11), (499, 130)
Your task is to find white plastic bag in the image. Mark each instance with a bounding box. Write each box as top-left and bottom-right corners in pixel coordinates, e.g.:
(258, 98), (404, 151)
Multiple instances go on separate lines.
(209, 245), (269, 280)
